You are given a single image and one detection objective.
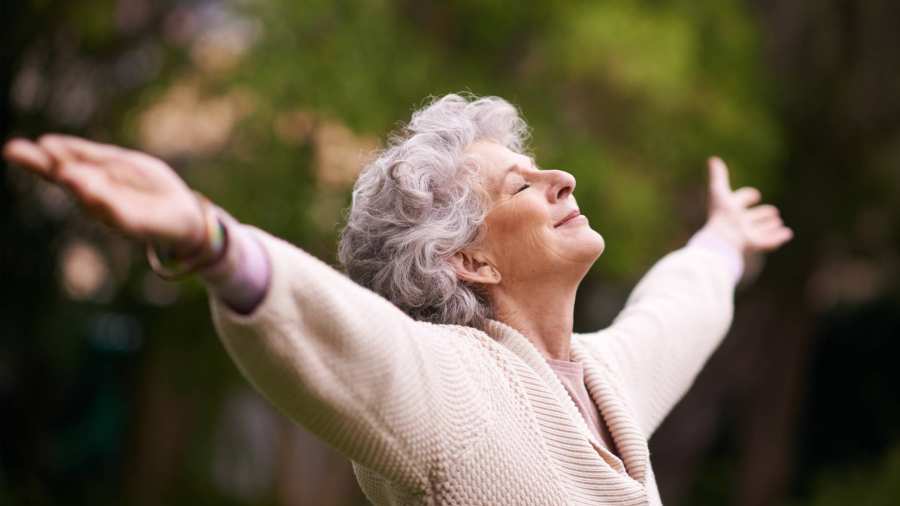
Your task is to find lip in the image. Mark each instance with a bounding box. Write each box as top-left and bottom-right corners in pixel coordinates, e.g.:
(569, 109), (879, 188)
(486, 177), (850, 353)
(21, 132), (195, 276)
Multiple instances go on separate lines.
(554, 209), (582, 227)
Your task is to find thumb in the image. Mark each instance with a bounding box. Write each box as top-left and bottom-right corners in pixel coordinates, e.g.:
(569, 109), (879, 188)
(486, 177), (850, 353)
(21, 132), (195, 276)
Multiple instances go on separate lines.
(707, 156), (732, 200)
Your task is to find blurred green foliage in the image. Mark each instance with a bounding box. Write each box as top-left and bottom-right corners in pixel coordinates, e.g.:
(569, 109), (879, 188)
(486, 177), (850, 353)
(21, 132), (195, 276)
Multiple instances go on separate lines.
(160, 0), (783, 276)
(791, 444), (900, 506)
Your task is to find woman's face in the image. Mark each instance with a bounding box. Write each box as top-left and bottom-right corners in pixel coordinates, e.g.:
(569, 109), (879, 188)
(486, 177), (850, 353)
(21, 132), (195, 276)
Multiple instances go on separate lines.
(462, 140), (605, 286)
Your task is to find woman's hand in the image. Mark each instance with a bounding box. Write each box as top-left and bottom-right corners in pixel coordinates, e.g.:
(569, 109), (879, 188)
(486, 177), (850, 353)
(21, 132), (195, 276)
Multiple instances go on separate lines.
(3, 135), (206, 255)
(702, 156), (793, 254)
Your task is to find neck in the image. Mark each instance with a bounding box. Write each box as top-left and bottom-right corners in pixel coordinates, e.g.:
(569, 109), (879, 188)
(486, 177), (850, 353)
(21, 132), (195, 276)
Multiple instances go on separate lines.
(489, 277), (580, 361)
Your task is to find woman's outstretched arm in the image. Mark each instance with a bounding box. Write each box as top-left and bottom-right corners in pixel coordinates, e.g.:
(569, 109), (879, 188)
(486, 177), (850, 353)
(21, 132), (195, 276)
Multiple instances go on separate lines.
(202, 219), (474, 494)
(579, 157), (793, 438)
(3, 136), (486, 495)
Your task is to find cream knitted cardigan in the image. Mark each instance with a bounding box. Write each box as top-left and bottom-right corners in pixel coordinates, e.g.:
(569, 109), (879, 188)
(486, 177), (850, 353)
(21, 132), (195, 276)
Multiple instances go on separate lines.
(207, 224), (737, 505)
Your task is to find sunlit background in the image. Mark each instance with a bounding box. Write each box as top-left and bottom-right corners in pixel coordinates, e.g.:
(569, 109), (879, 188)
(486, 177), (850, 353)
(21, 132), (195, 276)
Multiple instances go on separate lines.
(2, 1), (899, 505)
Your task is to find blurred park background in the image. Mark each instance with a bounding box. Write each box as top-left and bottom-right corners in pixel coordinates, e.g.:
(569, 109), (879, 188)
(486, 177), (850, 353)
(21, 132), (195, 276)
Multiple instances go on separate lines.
(2, 0), (899, 505)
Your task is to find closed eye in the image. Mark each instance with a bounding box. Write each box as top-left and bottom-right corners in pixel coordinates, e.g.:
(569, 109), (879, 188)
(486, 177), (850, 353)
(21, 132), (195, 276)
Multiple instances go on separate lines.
(515, 184), (530, 194)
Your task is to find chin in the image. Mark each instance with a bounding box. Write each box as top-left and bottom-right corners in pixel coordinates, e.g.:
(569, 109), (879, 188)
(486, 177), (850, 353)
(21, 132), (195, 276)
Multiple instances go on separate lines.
(571, 229), (605, 263)
(586, 230), (605, 258)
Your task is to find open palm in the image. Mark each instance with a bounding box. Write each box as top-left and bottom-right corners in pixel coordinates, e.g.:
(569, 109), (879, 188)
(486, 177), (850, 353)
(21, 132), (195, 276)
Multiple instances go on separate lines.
(3, 135), (205, 252)
(704, 156), (793, 254)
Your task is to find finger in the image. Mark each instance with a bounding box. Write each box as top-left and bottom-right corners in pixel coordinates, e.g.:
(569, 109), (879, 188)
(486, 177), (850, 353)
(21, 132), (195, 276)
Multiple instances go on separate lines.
(58, 166), (139, 234)
(747, 204), (780, 222)
(3, 138), (54, 178)
(40, 135), (130, 183)
(754, 217), (785, 234)
(733, 186), (762, 208)
(39, 134), (130, 164)
(46, 135), (170, 180)
(708, 156), (732, 198)
(37, 134), (78, 167)
(755, 227), (794, 250)
(768, 227), (794, 248)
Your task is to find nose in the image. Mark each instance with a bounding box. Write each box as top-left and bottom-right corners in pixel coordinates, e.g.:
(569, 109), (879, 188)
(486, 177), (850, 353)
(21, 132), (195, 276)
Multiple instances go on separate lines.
(545, 170), (576, 203)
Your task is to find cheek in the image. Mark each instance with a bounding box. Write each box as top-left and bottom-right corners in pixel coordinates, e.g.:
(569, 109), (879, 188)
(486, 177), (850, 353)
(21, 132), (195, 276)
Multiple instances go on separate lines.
(485, 201), (551, 263)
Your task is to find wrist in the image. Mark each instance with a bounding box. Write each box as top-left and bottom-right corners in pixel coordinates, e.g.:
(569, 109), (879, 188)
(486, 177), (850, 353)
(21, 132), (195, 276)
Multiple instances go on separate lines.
(146, 192), (228, 280)
(169, 201), (208, 260)
(688, 221), (746, 283)
(701, 217), (747, 254)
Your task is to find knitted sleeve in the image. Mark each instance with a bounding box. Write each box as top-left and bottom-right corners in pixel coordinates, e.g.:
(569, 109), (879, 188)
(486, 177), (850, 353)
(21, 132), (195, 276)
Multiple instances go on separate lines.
(582, 237), (739, 437)
(204, 223), (483, 495)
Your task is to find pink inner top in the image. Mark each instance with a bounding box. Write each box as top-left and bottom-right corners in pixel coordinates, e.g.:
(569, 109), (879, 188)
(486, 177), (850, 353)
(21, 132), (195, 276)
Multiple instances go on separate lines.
(546, 357), (620, 457)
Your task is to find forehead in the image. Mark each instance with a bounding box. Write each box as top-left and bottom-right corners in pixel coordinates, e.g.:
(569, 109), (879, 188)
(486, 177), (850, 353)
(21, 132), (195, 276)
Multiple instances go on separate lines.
(465, 140), (533, 189)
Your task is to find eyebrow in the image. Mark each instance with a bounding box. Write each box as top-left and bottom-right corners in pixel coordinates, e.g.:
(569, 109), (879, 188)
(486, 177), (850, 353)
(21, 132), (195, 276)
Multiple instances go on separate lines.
(502, 164), (520, 179)
(499, 166), (521, 191)
(500, 158), (536, 186)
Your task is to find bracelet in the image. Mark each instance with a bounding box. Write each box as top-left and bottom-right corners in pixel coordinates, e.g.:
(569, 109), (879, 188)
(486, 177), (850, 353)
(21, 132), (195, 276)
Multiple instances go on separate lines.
(145, 191), (228, 280)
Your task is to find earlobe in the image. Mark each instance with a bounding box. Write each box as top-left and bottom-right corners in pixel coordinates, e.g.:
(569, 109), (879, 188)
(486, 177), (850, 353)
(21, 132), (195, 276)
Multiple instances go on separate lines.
(449, 250), (501, 285)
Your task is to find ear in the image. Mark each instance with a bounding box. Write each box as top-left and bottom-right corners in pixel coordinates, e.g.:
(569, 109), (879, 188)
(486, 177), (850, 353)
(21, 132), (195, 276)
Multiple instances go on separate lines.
(448, 249), (501, 285)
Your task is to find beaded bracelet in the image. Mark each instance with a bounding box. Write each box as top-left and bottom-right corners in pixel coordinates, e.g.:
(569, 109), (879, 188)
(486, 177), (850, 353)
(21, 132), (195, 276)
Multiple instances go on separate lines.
(145, 191), (228, 280)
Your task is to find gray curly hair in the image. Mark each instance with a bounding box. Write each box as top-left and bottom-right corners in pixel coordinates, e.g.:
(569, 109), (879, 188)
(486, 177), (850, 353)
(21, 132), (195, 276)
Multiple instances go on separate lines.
(337, 93), (530, 330)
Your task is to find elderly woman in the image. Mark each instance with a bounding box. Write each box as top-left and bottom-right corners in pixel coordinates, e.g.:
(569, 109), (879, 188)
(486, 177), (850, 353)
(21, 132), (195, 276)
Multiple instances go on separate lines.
(5, 94), (791, 505)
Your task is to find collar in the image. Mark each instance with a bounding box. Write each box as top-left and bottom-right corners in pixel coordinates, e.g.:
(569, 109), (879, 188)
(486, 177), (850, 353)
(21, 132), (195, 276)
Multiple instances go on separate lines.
(482, 318), (651, 486)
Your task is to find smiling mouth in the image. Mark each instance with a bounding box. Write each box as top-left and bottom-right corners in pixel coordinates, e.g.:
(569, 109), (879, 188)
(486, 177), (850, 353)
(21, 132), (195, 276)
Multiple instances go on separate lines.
(554, 210), (582, 227)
